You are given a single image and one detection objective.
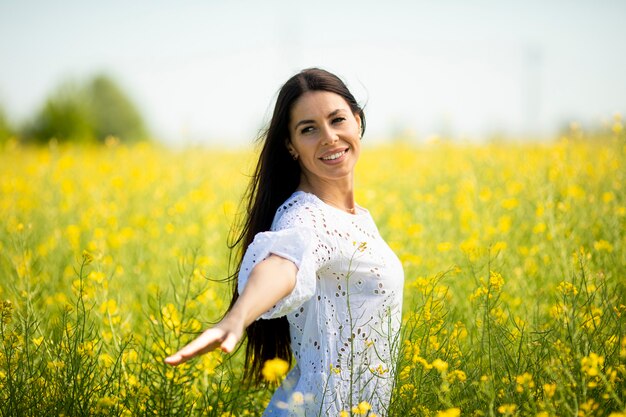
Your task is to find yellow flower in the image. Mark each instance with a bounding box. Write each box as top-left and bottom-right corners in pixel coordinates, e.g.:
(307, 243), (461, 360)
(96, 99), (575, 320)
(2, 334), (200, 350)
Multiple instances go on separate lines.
(81, 249), (93, 264)
(96, 396), (116, 411)
(533, 222), (547, 234)
(447, 369), (467, 383)
(515, 372), (534, 393)
(32, 336), (44, 347)
(399, 383), (416, 399)
(432, 358), (449, 372)
(489, 270), (505, 291)
(370, 364), (389, 376)
(261, 358), (289, 382)
(501, 197), (519, 210)
(470, 286), (488, 302)
(582, 307), (603, 330)
(579, 399), (599, 414)
(602, 191), (615, 203)
(99, 299), (118, 316)
(491, 241), (507, 253)
(98, 353), (115, 367)
(414, 356), (432, 370)
(88, 270), (106, 285)
(543, 382), (556, 398)
(498, 215), (512, 233)
(47, 360), (66, 371)
(581, 352), (604, 377)
(437, 242), (453, 252)
(436, 407), (461, 417)
(497, 404), (517, 414)
(557, 281), (578, 296)
(352, 401), (371, 415)
(593, 240), (614, 252)
(126, 374), (138, 387)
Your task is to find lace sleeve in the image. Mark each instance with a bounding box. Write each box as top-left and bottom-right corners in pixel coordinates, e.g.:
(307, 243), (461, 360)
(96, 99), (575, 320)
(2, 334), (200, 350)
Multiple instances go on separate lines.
(237, 227), (320, 319)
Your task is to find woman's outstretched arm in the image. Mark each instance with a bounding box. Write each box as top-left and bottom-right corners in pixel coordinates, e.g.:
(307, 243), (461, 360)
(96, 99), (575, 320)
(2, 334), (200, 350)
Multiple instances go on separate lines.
(164, 254), (297, 366)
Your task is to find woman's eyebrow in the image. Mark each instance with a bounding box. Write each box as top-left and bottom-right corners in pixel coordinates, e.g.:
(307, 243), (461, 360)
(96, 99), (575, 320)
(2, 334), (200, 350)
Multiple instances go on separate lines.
(327, 109), (344, 118)
(294, 119), (315, 130)
(293, 109), (345, 130)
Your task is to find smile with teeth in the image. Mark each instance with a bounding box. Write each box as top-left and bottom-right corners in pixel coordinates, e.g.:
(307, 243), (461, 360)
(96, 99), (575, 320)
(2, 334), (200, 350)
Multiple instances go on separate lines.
(321, 149), (348, 161)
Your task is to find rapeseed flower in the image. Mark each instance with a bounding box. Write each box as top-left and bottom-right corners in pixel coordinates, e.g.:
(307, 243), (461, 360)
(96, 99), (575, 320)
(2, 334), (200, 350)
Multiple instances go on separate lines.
(497, 404), (516, 414)
(436, 408), (461, 417)
(432, 358), (449, 372)
(261, 357), (289, 382)
(352, 401), (371, 415)
(581, 353), (604, 377)
(543, 382), (556, 398)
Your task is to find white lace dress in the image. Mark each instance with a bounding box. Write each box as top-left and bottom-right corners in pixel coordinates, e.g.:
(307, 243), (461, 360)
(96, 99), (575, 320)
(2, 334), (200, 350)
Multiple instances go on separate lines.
(238, 191), (404, 417)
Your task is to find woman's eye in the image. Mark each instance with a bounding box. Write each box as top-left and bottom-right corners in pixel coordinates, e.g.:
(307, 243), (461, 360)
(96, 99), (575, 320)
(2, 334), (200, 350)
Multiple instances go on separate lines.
(332, 117), (346, 124)
(301, 126), (314, 134)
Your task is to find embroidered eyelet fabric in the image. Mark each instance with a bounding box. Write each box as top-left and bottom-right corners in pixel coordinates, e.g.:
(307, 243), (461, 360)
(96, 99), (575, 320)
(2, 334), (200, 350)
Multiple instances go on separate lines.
(238, 191), (404, 417)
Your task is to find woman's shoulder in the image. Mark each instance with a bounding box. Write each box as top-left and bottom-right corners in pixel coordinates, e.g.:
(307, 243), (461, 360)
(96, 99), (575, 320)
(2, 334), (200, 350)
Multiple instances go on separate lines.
(272, 191), (326, 230)
(273, 190), (375, 229)
(275, 191), (322, 213)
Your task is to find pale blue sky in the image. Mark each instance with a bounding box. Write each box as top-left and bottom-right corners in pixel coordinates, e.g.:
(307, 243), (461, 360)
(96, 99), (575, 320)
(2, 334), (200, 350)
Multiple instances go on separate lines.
(1, 0), (625, 145)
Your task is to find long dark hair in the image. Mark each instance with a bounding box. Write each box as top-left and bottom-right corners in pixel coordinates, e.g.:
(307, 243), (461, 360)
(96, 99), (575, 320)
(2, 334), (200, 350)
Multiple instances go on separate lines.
(228, 68), (366, 383)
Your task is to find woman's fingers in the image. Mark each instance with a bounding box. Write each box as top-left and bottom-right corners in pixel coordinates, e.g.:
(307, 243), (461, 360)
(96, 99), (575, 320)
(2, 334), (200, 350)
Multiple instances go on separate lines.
(164, 328), (226, 366)
(163, 353), (185, 366)
(164, 314), (244, 366)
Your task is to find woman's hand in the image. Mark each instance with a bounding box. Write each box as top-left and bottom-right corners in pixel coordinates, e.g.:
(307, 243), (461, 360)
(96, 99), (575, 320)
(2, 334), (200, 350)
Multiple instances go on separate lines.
(164, 314), (244, 366)
(164, 254), (297, 367)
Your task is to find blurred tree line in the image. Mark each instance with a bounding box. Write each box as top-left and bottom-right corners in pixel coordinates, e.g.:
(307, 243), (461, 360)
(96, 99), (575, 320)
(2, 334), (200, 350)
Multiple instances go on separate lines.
(0, 106), (12, 143)
(0, 74), (148, 145)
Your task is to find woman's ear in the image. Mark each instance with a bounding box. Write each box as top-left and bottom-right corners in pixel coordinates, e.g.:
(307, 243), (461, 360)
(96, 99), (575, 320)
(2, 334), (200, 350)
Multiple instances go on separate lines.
(285, 139), (294, 154)
(285, 139), (299, 160)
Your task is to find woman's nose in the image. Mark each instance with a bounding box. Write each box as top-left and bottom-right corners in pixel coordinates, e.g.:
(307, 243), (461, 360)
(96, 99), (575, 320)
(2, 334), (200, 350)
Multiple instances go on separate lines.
(320, 125), (338, 145)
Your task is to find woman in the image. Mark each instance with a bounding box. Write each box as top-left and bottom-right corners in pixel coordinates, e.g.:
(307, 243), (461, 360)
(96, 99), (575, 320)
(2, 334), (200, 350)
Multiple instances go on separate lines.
(165, 68), (404, 416)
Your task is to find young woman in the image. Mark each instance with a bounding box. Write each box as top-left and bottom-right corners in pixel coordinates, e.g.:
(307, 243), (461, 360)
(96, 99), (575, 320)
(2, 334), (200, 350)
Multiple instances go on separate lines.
(165, 68), (404, 416)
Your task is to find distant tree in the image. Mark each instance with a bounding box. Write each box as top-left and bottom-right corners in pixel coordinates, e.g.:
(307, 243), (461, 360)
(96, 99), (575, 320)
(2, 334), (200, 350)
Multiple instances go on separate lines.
(22, 74), (148, 144)
(0, 105), (13, 143)
(23, 80), (94, 144)
(87, 74), (147, 142)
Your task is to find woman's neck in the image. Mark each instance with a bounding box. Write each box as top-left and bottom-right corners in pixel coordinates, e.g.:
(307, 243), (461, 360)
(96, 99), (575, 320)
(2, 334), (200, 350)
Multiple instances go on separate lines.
(298, 174), (356, 214)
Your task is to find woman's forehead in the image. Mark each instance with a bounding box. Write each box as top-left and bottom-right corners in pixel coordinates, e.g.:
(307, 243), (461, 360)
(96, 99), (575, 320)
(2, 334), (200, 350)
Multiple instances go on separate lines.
(290, 91), (350, 119)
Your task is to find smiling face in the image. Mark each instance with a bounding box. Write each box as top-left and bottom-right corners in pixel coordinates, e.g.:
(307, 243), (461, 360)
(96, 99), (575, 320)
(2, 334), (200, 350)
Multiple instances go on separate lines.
(287, 91), (362, 190)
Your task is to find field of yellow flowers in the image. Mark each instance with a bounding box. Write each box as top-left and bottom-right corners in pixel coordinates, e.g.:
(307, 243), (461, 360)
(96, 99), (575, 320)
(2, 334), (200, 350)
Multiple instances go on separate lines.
(1, 126), (625, 416)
